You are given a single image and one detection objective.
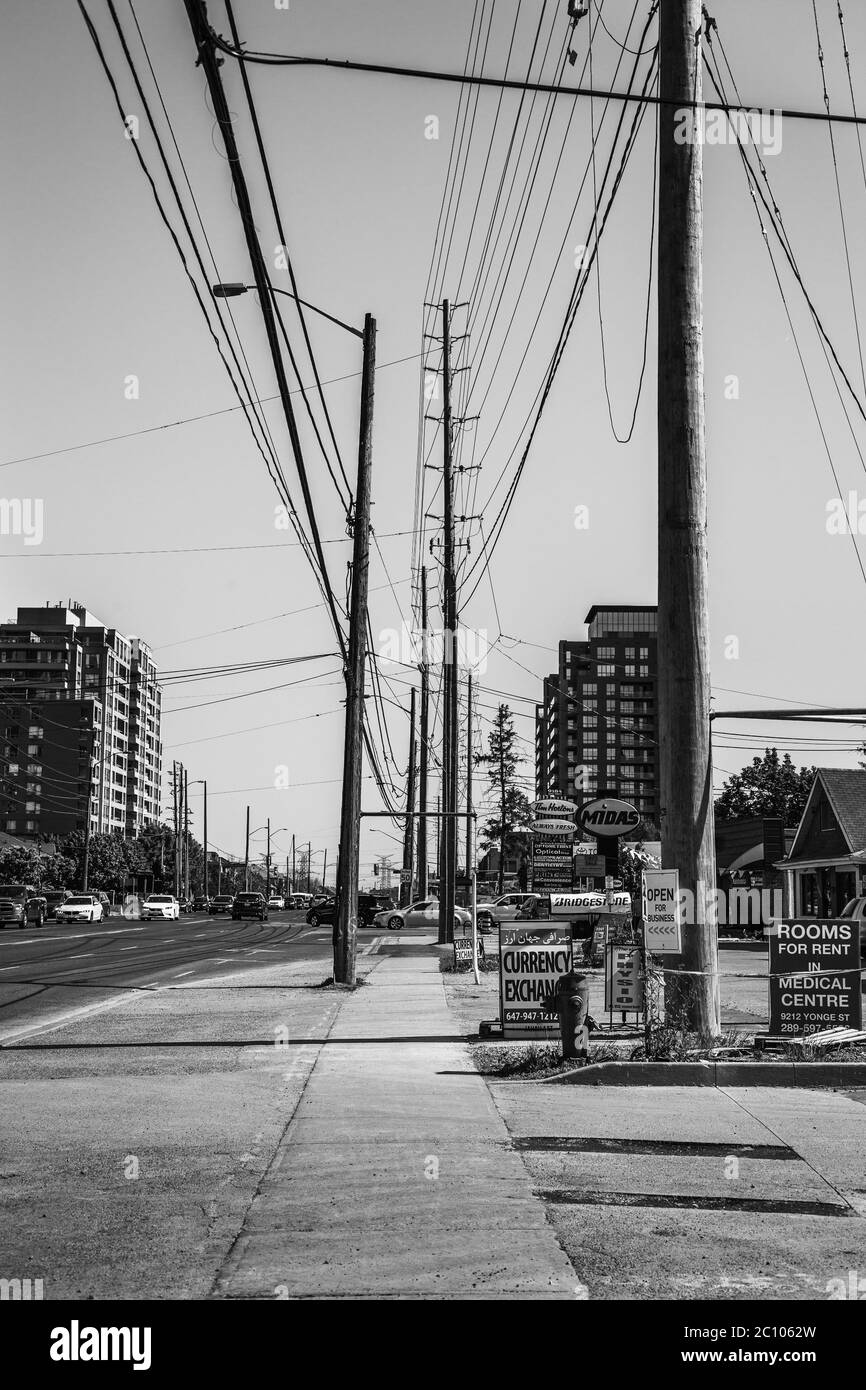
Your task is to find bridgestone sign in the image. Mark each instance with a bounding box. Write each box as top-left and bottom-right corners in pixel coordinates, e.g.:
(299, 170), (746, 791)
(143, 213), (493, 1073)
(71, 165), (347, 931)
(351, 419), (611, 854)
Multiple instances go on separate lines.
(768, 918), (862, 1036)
(499, 924), (573, 1038)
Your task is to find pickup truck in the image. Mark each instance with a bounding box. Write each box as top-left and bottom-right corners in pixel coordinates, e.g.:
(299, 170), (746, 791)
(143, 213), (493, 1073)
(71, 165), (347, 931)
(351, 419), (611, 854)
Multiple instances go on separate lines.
(0, 883), (48, 930)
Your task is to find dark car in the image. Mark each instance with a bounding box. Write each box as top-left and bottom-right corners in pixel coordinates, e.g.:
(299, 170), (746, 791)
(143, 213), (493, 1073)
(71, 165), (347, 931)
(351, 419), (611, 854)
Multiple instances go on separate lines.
(305, 893), (391, 928)
(44, 890), (71, 920)
(192, 895), (212, 913)
(232, 892), (268, 922)
(211, 894), (234, 914)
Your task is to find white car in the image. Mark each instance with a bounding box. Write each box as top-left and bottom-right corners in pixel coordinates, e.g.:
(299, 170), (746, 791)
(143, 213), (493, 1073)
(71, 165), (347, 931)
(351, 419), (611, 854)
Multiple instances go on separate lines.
(268, 896), (285, 911)
(56, 894), (104, 924)
(140, 894), (180, 922)
(373, 898), (472, 933)
(475, 893), (538, 931)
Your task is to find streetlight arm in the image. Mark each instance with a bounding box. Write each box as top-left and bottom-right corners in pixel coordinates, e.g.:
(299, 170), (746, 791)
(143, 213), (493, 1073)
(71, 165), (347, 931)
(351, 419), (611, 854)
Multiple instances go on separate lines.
(212, 283), (362, 338)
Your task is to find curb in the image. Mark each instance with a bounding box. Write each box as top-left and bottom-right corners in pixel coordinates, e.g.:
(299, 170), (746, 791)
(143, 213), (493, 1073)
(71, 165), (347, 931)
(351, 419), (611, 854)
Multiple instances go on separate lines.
(532, 1060), (866, 1088)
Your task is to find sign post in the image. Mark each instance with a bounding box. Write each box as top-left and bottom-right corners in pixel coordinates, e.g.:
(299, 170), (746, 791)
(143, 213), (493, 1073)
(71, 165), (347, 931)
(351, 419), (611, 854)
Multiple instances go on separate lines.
(767, 918), (862, 1037)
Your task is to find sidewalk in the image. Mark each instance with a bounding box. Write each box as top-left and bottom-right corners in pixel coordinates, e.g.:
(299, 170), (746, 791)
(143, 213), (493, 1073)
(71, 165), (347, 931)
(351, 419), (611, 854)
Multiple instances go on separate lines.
(213, 948), (580, 1299)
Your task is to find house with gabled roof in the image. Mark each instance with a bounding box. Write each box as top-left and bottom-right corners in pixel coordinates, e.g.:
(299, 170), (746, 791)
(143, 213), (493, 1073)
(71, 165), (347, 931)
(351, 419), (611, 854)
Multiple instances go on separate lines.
(776, 768), (866, 917)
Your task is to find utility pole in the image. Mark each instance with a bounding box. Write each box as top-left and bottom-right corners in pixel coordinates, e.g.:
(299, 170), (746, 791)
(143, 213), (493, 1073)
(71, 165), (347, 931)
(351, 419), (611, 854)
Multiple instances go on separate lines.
(436, 794), (442, 886)
(439, 298), (458, 945)
(292, 834), (296, 894)
(266, 816), (271, 901)
(400, 686), (417, 907)
(417, 565), (429, 898)
(335, 312), (376, 986)
(244, 805), (250, 891)
(465, 674), (473, 890)
(172, 762), (180, 899)
(658, 0), (719, 1035)
(183, 768), (190, 901)
(82, 726), (96, 891)
(202, 780), (208, 900)
(322, 848), (328, 891)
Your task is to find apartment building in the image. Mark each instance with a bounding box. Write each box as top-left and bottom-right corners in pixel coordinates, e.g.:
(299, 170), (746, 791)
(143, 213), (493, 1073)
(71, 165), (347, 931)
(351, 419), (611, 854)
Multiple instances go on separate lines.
(534, 605), (659, 823)
(0, 602), (162, 841)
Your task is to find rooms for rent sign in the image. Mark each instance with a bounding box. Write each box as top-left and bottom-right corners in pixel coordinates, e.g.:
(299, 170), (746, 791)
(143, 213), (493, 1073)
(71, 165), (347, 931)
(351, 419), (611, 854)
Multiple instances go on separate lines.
(768, 918), (862, 1036)
(499, 924), (573, 1039)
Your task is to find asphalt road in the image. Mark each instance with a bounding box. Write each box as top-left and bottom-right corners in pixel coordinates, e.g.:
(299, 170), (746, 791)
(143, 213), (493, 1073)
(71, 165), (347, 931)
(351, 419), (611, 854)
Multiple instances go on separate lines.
(0, 909), (381, 1043)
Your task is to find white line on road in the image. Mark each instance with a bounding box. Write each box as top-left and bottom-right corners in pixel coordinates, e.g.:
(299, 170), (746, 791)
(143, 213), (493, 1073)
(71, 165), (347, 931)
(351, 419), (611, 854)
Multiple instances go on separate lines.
(175, 970), (194, 978)
(0, 928), (146, 948)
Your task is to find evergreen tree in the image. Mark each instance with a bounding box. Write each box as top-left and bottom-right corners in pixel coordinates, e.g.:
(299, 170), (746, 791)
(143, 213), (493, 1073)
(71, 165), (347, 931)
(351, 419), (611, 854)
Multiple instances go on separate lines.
(475, 704), (532, 894)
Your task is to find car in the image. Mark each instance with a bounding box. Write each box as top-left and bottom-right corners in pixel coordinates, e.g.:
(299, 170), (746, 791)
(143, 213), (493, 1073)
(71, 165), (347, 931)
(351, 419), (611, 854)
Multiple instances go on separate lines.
(475, 892), (539, 933)
(211, 894), (235, 914)
(305, 893), (387, 928)
(56, 893), (103, 924)
(140, 894), (180, 922)
(839, 897), (866, 954)
(267, 896), (285, 911)
(0, 884), (48, 929)
(288, 892), (313, 910)
(192, 895), (212, 913)
(178, 897), (195, 915)
(372, 898), (472, 933)
(44, 890), (71, 920)
(232, 892), (268, 922)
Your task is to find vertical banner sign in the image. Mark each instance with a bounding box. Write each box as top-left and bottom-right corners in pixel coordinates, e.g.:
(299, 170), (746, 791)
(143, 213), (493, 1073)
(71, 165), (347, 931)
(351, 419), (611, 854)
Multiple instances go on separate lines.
(530, 834), (574, 893)
(642, 869), (682, 953)
(768, 918), (862, 1035)
(499, 924), (573, 1038)
(604, 944), (645, 1012)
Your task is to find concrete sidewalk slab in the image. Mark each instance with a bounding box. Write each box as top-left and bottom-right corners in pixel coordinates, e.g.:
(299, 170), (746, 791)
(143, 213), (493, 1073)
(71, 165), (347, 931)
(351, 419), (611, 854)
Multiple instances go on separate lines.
(214, 953), (578, 1299)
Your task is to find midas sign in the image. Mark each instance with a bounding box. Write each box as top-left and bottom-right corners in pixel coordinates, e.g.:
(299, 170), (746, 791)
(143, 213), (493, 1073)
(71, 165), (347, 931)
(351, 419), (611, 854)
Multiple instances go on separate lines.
(577, 797), (640, 837)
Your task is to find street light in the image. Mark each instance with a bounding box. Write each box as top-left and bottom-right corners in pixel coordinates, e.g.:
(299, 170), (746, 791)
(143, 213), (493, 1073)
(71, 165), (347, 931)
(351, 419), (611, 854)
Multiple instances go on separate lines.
(212, 277), (376, 988)
(249, 822), (288, 900)
(189, 779), (208, 898)
(212, 283), (363, 339)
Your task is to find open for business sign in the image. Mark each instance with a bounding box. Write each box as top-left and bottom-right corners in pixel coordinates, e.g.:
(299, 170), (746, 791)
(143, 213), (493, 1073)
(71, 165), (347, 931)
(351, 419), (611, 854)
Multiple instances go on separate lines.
(642, 869), (681, 954)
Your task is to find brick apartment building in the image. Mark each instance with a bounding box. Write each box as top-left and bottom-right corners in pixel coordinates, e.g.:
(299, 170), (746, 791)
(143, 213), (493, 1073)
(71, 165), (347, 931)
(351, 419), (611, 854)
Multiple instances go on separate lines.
(535, 604), (659, 824)
(0, 602), (162, 842)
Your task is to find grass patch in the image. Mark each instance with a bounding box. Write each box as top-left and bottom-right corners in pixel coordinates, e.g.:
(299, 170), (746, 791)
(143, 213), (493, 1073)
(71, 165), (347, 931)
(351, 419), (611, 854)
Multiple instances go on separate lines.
(472, 1039), (623, 1077)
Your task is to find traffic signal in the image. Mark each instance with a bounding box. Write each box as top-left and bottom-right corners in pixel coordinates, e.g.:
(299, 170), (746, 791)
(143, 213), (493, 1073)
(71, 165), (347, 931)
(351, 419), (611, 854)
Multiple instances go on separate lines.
(373, 863), (379, 876)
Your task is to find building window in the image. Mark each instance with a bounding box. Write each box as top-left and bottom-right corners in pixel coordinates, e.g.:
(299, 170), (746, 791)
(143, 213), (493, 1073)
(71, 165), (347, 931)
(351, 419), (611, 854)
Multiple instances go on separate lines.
(596, 646), (615, 659)
(598, 664), (615, 677)
(819, 801), (835, 832)
(27, 744), (40, 756)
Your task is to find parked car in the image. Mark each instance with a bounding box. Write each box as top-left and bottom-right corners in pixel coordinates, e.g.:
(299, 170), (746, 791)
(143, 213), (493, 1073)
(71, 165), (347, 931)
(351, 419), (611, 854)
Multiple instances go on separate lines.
(192, 895), (212, 913)
(140, 894), (180, 922)
(211, 894), (235, 914)
(475, 892), (539, 933)
(267, 896), (285, 911)
(56, 893), (103, 925)
(232, 891), (268, 922)
(288, 892), (313, 910)
(373, 898), (472, 933)
(44, 890), (71, 920)
(0, 884), (47, 929)
(839, 897), (866, 954)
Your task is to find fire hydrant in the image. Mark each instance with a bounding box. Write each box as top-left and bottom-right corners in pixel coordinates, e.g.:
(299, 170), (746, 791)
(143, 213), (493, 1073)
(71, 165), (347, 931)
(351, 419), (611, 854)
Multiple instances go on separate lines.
(544, 969), (590, 1061)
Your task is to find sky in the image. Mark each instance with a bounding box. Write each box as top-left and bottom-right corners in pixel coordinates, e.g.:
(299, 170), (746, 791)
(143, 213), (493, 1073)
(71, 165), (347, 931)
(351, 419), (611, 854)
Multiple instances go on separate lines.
(3, 0), (866, 880)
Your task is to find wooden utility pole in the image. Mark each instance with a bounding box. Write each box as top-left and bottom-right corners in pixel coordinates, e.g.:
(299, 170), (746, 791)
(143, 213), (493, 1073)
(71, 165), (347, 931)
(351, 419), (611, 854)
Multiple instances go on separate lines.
(335, 312), (376, 985)
(183, 768), (190, 901)
(266, 816), (271, 900)
(400, 686), (417, 907)
(658, 0), (719, 1035)
(82, 726), (96, 891)
(172, 763), (180, 899)
(465, 674), (473, 887)
(417, 566), (429, 898)
(439, 298), (458, 945)
(244, 805), (250, 890)
(323, 848), (328, 891)
(202, 779), (208, 899)
(291, 834), (296, 894)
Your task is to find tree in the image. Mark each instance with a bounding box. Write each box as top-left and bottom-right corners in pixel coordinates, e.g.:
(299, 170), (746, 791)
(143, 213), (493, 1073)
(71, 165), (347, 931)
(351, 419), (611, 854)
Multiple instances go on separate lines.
(476, 704), (532, 894)
(714, 748), (815, 825)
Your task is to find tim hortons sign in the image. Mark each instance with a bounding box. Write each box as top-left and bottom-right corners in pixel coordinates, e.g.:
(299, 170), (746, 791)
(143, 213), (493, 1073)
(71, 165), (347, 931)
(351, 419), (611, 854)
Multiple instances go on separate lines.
(577, 797), (640, 838)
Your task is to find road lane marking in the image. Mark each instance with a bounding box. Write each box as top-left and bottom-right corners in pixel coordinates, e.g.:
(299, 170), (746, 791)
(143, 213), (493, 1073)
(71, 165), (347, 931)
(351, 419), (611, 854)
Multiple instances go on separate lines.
(175, 970), (194, 977)
(0, 928), (146, 947)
